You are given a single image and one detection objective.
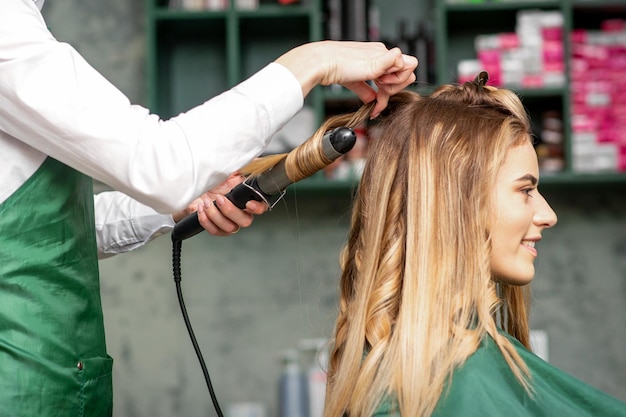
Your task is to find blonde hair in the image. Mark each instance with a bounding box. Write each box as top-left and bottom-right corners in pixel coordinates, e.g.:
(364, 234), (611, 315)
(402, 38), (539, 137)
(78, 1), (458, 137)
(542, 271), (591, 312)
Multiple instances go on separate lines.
(245, 80), (535, 417)
(327, 82), (534, 417)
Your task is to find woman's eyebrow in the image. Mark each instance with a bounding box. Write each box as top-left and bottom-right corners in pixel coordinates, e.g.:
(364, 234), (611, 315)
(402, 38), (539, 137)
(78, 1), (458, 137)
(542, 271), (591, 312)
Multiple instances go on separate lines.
(514, 174), (538, 186)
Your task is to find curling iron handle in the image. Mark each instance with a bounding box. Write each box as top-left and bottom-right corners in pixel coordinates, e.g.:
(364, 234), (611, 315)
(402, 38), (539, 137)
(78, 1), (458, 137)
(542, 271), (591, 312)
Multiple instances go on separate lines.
(171, 182), (262, 241)
(171, 211), (202, 241)
(223, 178), (265, 209)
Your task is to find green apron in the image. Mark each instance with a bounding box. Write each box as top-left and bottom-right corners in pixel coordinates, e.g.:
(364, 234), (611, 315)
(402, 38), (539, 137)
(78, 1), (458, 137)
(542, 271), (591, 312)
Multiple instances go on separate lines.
(375, 332), (626, 416)
(0, 157), (112, 416)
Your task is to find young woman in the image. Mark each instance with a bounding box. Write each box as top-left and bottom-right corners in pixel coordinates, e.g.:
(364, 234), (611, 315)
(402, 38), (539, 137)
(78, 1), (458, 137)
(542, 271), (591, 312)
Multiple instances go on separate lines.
(280, 72), (625, 416)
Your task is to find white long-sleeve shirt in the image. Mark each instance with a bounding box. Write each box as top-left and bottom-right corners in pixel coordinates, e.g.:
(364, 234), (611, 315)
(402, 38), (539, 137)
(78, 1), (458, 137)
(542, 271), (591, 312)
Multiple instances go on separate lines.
(0, 0), (304, 258)
(94, 191), (176, 259)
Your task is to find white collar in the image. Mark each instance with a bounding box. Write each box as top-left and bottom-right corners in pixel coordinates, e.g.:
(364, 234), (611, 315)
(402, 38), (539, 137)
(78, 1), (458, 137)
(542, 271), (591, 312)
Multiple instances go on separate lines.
(34, 0), (45, 11)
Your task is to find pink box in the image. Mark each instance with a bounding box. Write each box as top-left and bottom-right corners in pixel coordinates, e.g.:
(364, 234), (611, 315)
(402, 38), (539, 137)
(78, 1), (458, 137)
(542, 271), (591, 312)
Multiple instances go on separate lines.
(602, 19), (626, 32)
(571, 29), (587, 44)
(571, 114), (598, 132)
(522, 74), (544, 89)
(542, 27), (562, 42)
(477, 49), (500, 65)
(543, 41), (564, 73)
(499, 33), (519, 49)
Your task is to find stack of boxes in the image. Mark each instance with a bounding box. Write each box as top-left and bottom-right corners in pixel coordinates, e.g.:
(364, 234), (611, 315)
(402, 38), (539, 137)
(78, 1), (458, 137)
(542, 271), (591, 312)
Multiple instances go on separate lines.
(458, 10), (565, 89)
(571, 19), (626, 173)
(458, 10), (626, 174)
(457, 9), (566, 175)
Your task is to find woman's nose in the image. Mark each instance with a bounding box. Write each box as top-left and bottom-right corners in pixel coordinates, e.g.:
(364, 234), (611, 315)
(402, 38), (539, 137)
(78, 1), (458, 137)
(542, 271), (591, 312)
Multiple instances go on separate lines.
(534, 193), (558, 229)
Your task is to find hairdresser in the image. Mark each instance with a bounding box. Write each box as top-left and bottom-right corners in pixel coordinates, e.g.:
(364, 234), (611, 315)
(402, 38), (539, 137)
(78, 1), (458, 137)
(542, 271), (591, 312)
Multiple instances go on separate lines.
(0, 0), (417, 415)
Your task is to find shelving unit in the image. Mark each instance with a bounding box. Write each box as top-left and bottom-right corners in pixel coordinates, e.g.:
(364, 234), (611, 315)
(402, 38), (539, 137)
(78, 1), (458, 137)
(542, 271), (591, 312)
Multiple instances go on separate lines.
(145, 0), (323, 120)
(145, 0), (626, 191)
(435, 0), (626, 186)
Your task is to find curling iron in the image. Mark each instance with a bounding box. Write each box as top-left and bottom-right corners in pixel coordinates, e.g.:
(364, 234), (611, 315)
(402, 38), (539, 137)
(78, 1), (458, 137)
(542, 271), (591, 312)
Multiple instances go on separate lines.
(171, 126), (357, 241)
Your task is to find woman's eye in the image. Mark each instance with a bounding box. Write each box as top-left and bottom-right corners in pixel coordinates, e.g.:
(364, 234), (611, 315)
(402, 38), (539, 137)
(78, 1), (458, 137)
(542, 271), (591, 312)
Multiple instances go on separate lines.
(522, 187), (536, 197)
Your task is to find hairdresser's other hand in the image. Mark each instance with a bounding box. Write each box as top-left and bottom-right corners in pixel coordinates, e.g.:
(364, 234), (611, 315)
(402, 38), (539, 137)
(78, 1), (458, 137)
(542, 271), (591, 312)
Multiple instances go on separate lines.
(172, 173), (267, 236)
(275, 40), (417, 118)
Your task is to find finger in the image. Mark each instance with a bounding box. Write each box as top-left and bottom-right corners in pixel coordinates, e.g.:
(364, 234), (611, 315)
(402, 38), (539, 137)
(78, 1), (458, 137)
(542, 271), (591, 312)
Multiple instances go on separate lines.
(245, 200), (269, 215)
(377, 66), (417, 88)
(376, 53), (417, 87)
(343, 81), (377, 105)
(398, 54), (419, 74)
(214, 195), (254, 230)
(370, 93), (389, 119)
(196, 202), (226, 236)
(200, 198), (240, 236)
(378, 53), (418, 77)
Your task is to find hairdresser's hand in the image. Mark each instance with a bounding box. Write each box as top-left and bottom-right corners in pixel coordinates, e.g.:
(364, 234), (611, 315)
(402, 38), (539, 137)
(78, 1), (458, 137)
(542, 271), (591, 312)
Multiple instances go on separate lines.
(172, 173), (267, 236)
(275, 40), (417, 118)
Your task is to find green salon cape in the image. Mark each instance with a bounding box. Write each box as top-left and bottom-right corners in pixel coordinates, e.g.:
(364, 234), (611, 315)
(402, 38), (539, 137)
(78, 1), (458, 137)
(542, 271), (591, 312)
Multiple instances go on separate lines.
(375, 332), (626, 416)
(0, 158), (112, 416)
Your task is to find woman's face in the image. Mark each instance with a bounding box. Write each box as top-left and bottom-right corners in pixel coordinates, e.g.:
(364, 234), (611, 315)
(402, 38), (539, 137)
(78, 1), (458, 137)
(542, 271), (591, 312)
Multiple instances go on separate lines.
(489, 141), (557, 285)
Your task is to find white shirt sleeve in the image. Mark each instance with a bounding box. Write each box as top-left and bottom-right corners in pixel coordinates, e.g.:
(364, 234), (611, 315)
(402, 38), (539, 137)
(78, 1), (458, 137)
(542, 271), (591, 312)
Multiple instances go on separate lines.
(0, 0), (304, 214)
(94, 191), (175, 260)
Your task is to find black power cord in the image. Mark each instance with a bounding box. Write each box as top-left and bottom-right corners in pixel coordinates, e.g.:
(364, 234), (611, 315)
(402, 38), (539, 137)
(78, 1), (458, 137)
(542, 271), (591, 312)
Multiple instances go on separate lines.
(172, 238), (224, 417)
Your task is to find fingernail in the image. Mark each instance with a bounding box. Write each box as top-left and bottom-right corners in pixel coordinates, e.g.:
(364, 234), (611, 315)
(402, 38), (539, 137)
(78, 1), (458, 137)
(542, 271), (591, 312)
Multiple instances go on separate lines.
(214, 195), (225, 206)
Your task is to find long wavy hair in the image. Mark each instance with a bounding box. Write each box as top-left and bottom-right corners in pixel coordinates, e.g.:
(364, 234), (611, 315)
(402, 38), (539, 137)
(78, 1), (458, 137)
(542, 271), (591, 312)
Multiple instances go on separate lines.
(243, 78), (535, 417)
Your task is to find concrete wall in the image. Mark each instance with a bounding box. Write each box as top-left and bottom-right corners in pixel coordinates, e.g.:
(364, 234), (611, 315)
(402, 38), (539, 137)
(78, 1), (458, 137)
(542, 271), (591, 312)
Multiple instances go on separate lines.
(41, 1), (626, 416)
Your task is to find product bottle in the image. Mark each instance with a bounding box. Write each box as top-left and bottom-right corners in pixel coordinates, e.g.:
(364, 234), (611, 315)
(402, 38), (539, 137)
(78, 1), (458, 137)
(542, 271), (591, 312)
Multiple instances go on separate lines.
(299, 339), (329, 417)
(278, 349), (307, 417)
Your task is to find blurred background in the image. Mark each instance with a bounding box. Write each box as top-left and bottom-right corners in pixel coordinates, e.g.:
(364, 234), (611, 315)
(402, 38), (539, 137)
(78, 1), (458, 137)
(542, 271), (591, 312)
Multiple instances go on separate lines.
(41, 0), (626, 416)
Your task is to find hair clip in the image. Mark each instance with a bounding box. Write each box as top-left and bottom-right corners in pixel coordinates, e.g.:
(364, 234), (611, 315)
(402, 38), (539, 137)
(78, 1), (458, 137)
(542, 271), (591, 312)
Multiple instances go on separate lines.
(473, 71), (489, 87)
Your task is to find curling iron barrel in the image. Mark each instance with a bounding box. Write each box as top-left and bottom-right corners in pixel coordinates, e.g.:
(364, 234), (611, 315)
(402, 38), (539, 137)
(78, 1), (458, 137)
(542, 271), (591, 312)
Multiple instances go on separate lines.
(171, 126), (357, 241)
